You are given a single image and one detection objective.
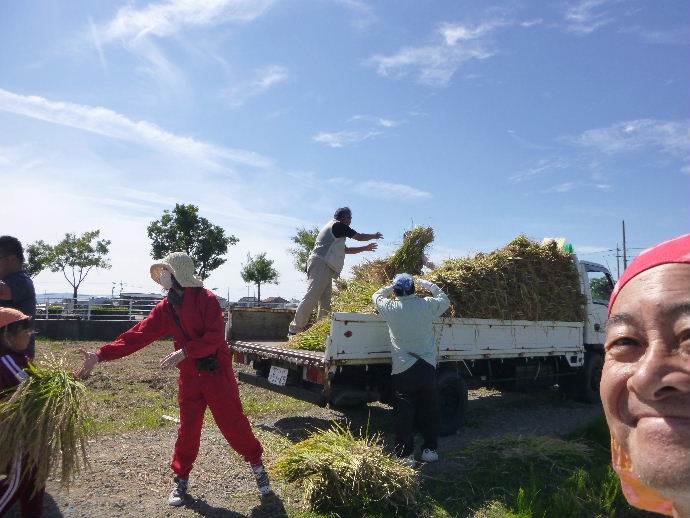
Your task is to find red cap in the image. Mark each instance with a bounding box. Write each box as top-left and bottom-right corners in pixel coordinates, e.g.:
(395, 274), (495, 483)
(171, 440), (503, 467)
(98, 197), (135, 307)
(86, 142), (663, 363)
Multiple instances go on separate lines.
(0, 307), (30, 328)
(609, 233), (690, 316)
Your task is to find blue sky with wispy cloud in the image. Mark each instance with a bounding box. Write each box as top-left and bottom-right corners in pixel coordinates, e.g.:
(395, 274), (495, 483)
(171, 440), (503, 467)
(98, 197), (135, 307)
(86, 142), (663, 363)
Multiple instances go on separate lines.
(1, 0), (688, 299)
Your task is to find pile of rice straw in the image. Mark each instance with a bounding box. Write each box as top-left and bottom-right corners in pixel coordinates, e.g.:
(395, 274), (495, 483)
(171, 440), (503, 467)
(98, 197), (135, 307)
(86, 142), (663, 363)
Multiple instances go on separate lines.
(274, 422), (419, 513)
(0, 356), (91, 493)
(289, 232), (585, 351)
(426, 235), (585, 322)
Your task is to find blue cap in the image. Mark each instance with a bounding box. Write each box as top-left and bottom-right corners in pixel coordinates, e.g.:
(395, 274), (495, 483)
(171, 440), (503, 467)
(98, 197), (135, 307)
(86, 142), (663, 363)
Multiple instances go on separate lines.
(393, 273), (414, 294)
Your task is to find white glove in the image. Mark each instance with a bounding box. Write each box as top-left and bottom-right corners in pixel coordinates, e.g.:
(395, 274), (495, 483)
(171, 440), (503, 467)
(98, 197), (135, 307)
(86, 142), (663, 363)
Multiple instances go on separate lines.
(160, 349), (186, 370)
(416, 278), (435, 291)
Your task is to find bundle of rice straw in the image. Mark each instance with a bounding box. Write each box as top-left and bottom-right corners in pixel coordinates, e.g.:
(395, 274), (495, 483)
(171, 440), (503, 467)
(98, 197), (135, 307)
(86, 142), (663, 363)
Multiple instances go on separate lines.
(289, 226), (435, 351)
(0, 356), (91, 493)
(274, 422), (419, 513)
(426, 235), (585, 322)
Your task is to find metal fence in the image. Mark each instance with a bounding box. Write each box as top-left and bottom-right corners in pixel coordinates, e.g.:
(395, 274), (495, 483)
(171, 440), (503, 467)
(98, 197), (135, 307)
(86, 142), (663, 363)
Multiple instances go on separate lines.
(35, 297), (162, 321)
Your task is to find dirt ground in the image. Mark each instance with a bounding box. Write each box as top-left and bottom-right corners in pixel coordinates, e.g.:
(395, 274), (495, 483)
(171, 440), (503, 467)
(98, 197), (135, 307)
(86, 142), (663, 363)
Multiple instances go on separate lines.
(7, 340), (602, 518)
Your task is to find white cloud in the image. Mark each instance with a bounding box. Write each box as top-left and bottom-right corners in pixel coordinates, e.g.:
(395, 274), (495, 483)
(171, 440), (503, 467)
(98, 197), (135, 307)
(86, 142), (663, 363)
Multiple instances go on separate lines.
(332, 0), (376, 30)
(573, 119), (690, 156)
(440, 20), (506, 45)
(520, 19), (543, 28)
(88, 16), (108, 73)
(548, 182), (576, 193)
(224, 65), (289, 107)
(510, 157), (573, 182)
(619, 25), (690, 45)
(90, 0), (275, 95)
(0, 88), (273, 169)
(563, 0), (613, 34)
(348, 114), (403, 128)
(312, 130), (382, 148)
(100, 0), (274, 43)
(353, 180), (432, 200)
(366, 20), (502, 87)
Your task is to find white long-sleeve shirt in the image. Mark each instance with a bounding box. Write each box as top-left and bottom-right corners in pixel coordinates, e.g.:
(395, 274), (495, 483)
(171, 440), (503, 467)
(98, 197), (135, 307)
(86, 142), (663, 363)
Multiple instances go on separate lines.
(372, 282), (450, 375)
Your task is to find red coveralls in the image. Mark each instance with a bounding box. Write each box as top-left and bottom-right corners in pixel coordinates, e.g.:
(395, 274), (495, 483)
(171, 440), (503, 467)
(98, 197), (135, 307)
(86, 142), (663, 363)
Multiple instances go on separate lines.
(97, 288), (263, 479)
(0, 347), (44, 517)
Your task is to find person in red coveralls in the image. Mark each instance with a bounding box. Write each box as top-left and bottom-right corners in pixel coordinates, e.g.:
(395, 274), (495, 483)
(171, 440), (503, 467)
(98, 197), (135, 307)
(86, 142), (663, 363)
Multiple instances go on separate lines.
(0, 308), (43, 517)
(76, 252), (271, 507)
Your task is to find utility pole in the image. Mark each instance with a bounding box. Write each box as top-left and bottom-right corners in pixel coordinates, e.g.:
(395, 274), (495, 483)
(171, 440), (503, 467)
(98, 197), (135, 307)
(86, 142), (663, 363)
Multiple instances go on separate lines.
(615, 244), (621, 279)
(622, 220), (628, 269)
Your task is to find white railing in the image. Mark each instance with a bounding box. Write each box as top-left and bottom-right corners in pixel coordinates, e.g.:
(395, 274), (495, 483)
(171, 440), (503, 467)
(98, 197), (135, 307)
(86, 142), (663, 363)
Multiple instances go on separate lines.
(35, 297), (162, 321)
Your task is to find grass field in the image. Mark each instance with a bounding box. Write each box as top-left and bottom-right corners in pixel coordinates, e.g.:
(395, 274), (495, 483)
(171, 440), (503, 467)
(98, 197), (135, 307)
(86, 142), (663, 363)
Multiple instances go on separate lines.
(30, 339), (655, 518)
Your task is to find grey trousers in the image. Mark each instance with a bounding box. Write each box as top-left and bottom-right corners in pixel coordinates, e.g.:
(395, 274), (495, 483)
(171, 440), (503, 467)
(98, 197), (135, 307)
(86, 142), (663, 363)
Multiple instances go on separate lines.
(289, 259), (336, 333)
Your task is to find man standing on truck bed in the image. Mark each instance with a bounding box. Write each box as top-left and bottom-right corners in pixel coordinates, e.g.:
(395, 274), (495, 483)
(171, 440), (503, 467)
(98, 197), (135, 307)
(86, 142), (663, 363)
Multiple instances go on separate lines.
(288, 207), (383, 335)
(373, 273), (450, 466)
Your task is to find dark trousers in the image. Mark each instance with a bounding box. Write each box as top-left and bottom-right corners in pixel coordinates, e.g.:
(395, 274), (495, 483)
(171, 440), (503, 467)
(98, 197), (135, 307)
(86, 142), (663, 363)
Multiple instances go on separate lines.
(0, 456), (44, 517)
(391, 359), (439, 457)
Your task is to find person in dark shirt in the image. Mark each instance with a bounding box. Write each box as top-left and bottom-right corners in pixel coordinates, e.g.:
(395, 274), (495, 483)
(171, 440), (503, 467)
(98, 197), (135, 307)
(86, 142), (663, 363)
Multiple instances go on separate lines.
(288, 207), (383, 335)
(0, 237), (36, 358)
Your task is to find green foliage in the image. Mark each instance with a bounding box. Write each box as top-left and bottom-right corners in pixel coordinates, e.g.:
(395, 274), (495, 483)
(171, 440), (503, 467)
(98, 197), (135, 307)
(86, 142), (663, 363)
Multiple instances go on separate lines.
(589, 276), (613, 301)
(241, 252), (279, 302)
(274, 422), (419, 515)
(289, 226), (320, 274)
(41, 230), (111, 300)
(25, 240), (53, 278)
(147, 203), (238, 279)
(0, 356), (91, 494)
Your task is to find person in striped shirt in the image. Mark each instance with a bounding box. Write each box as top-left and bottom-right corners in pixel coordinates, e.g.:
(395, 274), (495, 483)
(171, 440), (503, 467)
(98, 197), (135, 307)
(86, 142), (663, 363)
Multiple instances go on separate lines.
(0, 308), (42, 517)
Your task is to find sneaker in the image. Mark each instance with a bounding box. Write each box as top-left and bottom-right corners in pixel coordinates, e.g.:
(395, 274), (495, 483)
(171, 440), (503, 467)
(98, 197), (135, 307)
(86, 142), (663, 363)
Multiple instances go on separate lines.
(421, 449), (439, 462)
(168, 476), (188, 507)
(252, 464), (273, 496)
(398, 454), (416, 468)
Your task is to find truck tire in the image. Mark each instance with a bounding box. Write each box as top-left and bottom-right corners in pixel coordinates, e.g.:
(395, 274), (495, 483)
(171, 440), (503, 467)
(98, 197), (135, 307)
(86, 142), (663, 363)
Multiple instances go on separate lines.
(582, 351), (604, 404)
(437, 370), (468, 436)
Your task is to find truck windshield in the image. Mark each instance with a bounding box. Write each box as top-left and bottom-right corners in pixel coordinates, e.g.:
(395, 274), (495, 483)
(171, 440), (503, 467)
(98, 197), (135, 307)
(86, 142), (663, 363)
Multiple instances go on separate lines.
(588, 271), (614, 303)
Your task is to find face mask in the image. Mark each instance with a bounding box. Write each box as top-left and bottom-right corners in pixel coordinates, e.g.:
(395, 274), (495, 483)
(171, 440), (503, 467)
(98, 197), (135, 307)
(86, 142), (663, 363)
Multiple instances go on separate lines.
(159, 269), (173, 290)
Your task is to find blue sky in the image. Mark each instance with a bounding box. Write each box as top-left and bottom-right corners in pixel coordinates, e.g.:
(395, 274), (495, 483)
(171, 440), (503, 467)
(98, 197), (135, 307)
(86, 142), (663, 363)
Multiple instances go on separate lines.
(1, 0), (688, 300)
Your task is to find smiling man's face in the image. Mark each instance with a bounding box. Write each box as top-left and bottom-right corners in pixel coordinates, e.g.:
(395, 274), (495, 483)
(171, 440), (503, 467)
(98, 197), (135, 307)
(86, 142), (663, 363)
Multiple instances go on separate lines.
(602, 263), (690, 499)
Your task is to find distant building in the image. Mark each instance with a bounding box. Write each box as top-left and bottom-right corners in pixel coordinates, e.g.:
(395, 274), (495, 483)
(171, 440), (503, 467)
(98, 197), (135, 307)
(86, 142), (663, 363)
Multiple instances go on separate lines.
(120, 292), (165, 301)
(262, 296), (288, 304)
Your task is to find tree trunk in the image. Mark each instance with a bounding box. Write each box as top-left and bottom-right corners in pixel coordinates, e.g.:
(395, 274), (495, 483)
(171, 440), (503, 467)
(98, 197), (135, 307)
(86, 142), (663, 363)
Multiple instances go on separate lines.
(257, 282), (261, 305)
(73, 286), (78, 303)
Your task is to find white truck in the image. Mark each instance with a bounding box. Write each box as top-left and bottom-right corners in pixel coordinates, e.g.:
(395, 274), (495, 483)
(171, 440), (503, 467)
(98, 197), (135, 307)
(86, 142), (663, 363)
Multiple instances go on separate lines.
(229, 258), (614, 436)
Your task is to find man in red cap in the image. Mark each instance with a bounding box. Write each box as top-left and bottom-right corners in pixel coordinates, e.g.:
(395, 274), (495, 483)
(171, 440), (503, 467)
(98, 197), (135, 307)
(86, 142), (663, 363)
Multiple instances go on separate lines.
(76, 253), (271, 508)
(0, 308), (43, 517)
(602, 233), (690, 517)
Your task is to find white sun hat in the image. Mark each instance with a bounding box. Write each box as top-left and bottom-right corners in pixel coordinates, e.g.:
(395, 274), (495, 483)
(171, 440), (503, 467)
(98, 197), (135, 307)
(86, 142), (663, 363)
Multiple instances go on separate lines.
(150, 252), (204, 288)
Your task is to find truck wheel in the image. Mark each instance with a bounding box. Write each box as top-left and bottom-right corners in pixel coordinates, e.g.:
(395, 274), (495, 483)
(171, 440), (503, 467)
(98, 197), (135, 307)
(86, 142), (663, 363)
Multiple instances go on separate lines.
(437, 370), (468, 436)
(582, 351), (604, 404)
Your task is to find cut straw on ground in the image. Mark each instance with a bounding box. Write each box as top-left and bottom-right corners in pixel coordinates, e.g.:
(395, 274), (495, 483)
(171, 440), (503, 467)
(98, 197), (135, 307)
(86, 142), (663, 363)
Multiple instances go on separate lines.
(274, 421), (419, 514)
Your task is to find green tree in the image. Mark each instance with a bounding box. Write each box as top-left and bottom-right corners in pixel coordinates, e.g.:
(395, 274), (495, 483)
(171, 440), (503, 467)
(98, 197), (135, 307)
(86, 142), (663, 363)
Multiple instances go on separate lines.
(25, 240), (53, 278)
(589, 277), (613, 301)
(288, 226), (319, 274)
(147, 204), (238, 279)
(240, 252), (279, 303)
(47, 230), (111, 301)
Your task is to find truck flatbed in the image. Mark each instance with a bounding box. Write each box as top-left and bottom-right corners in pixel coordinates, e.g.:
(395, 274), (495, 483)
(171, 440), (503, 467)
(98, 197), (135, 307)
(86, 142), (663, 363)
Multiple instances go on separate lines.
(231, 340), (326, 367)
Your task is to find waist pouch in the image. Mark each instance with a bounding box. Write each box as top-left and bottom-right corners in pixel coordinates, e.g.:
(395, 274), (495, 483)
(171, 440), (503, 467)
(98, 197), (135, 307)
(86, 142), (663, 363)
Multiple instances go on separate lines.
(195, 354), (219, 372)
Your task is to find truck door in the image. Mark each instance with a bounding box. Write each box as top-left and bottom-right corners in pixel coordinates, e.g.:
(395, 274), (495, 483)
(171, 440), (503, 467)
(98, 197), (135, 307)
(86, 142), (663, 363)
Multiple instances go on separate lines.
(582, 262), (614, 346)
